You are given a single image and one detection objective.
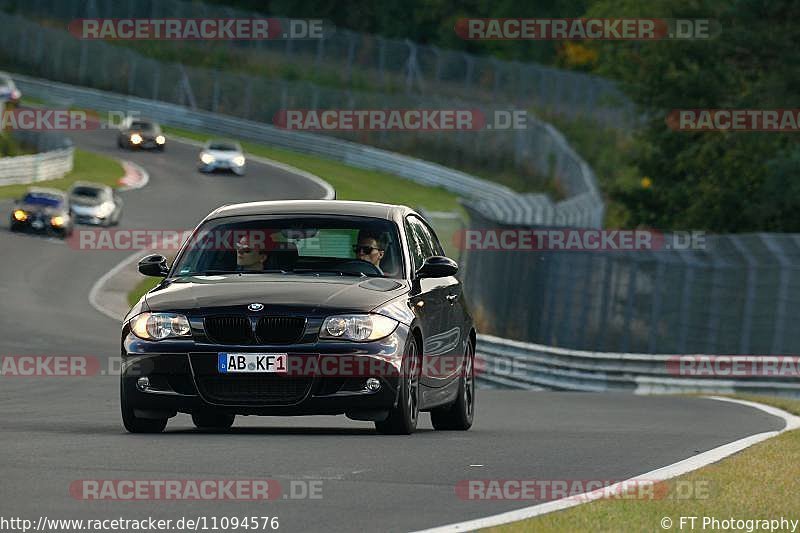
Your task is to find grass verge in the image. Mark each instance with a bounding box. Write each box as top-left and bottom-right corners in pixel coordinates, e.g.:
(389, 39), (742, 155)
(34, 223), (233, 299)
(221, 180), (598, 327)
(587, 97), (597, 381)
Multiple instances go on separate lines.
(487, 395), (799, 532)
(128, 276), (159, 307)
(0, 148), (123, 199)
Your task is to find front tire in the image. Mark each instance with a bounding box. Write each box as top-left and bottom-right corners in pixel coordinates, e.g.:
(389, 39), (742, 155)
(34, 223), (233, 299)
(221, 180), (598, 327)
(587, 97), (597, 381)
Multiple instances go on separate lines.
(120, 380), (167, 434)
(192, 411), (235, 431)
(375, 336), (421, 435)
(431, 341), (475, 431)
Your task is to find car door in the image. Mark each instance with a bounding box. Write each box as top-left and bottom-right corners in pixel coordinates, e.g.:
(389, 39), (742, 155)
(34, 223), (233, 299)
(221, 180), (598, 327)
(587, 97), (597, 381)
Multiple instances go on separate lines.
(405, 215), (451, 391)
(415, 216), (465, 389)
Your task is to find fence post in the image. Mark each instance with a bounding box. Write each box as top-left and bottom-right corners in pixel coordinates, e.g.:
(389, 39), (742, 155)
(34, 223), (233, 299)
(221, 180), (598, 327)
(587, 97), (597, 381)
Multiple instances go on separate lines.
(760, 234), (789, 355)
(728, 235), (756, 354)
(648, 256), (665, 353)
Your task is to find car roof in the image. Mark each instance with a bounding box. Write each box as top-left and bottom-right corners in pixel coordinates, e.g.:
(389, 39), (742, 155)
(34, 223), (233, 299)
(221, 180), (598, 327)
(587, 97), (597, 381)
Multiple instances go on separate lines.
(205, 200), (415, 222)
(25, 187), (66, 198)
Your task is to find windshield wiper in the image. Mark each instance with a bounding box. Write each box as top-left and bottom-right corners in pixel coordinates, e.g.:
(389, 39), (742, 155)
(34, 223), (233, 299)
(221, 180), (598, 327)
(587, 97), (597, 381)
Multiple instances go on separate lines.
(176, 269), (289, 276)
(293, 269), (366, 277)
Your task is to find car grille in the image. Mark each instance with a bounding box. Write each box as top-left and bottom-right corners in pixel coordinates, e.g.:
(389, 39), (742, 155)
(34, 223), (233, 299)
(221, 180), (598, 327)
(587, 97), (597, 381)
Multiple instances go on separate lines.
(197, 375), (312, 405)
(256, 316), (306, 344)
(204, 316), (253, 345)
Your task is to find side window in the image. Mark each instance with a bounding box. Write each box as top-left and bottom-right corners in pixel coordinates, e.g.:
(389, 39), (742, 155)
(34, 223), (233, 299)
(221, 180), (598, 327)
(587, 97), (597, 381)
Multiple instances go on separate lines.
(406, 216), (437, 271)
(405, 220), (426, 272)
(421, 221), (445, 256)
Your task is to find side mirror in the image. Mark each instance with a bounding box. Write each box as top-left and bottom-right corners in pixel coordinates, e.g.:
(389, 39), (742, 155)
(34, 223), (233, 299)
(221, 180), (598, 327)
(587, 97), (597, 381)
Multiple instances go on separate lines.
(415, 256), (458, 279)
(138, 254), (169, 277)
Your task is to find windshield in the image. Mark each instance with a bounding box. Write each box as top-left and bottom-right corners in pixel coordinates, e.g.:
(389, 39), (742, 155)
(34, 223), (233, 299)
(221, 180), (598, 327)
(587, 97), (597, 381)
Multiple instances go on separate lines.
(207, 142), (239, 151)
(172, 215), (404, 279)
(129, 121), (154, 131)
(71, 186), (102, 198)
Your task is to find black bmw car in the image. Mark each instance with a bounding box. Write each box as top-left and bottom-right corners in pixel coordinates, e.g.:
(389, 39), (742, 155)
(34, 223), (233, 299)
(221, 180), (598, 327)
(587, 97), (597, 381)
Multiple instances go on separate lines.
(10, 187), (74, 238)
(122, 200), (475, 435)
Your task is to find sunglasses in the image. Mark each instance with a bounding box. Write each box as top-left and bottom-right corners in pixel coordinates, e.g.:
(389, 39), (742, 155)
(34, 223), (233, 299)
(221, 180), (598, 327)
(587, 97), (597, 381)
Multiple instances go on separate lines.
(353, 245), (382, 255)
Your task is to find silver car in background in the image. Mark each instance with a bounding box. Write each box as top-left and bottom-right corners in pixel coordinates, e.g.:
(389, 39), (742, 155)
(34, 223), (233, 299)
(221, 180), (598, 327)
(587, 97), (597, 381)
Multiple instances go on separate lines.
(0, 71), (21, 106)
(68, 182), (123, 226)
(198, 139), (246, 176)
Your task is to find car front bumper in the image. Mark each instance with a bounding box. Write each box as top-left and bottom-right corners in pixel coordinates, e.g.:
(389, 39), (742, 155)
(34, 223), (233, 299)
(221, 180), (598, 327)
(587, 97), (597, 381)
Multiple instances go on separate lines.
(10, 217), (70, 235)
(121, 325), (409, 419)
(198, 160), (245, 173)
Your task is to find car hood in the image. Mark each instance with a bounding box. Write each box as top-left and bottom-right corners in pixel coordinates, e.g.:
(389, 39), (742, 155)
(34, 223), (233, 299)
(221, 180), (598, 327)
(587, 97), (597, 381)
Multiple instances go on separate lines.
(123, 129), (156, 137)
(144, 274), (408, 315)
(17, 203), (66, 216)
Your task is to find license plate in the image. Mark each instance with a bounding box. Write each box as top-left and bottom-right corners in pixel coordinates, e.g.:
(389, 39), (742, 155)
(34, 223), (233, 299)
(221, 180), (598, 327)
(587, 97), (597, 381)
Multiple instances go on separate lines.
(31, 219), (45, 229)
(218, 353), (288, 374)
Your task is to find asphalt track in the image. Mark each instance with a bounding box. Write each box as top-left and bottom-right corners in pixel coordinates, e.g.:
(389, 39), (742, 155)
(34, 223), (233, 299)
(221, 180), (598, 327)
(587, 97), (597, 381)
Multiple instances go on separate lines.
(0, 128), (788, 532)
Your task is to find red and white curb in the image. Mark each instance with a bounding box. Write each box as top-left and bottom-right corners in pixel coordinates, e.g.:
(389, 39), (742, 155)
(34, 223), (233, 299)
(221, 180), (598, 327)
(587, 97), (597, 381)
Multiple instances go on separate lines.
(413, 396), (800, 532)
(117, 160), (149, 191)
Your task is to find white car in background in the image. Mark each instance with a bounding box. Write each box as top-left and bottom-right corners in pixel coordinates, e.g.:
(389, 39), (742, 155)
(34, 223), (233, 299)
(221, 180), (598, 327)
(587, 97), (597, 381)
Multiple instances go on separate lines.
(68, 181), (123, 226)
(198, 139), (246, 176)
(0, 72), (22, 106)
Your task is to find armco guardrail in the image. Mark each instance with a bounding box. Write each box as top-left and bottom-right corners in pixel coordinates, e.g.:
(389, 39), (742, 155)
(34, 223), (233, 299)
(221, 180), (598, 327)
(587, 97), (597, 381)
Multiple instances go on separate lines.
(0, 130), (74, 185)
(476, 334), (800, 397)
(10, 71), (602, 227)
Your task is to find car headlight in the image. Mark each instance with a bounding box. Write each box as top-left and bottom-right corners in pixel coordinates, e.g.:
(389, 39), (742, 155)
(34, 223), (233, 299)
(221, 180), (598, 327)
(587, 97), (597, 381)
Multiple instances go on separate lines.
(130, 312), (192, 341)
(155, 135), (166, 145)
(13, 209), (27, 222)
(200, 152), (215, 165)
(130, 133), (142, 145)
(96, 201), (115, 218)
(50, 215), (66, 227)
(233, 155), (246, 166)
(320, 314), (398, 342)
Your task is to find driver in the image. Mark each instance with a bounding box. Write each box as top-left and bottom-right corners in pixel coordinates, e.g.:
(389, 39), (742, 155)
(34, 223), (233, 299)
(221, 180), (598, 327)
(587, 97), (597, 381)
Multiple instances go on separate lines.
(235, 235), (269, 271)
(354, 231), (386, 268)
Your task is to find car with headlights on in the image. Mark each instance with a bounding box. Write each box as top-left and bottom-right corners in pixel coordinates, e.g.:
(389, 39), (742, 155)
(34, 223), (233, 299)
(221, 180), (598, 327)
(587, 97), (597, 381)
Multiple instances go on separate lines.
(10, 187), (73, 238)
(122, 200), (475, 435)
(198, 139), (246, 175)
(68, 181), (123, 226)
(117, 117), (166, 151)
(0, 72), (21, 107)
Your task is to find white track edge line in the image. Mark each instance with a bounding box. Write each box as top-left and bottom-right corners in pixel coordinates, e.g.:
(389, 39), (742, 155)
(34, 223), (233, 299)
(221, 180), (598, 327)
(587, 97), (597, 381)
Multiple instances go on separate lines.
(87, 249), (152, 322)
(412, 396), (800, 533)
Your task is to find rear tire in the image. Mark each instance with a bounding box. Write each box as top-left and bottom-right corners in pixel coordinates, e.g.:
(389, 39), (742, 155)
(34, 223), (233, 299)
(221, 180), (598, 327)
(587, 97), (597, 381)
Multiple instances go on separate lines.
(431, 341), (475, 431)
(120, 380), (167, 434)
(375, 337), (420, 435)
(192, 411), (235, 431)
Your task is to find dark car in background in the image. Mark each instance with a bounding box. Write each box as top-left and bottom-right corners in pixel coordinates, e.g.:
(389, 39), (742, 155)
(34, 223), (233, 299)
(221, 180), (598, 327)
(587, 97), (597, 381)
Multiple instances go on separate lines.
(0, 71), (21, 107)
(10, 187), (73, 238)
(68, 181), (123, 226)
(117, 117), (166, 151)
(122, 200), (475, 435)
